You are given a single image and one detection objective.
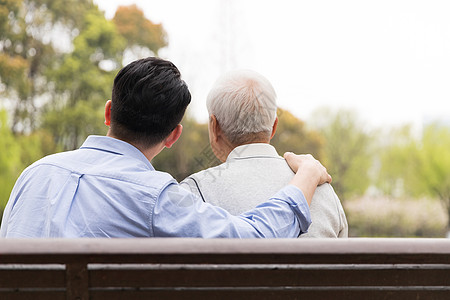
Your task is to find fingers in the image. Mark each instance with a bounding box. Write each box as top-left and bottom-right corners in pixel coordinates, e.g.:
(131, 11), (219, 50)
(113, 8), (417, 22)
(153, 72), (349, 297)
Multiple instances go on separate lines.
(284, 152), (332, 185)
(284, 152), (311, 173)
(322, 168), (332, 184)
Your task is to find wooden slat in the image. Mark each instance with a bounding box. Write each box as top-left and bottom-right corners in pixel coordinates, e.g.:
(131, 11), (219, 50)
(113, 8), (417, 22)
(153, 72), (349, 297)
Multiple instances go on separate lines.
(0, 290), (65, 300)
(0, 269), (65, 288)
(89, 288), (450, 300)
(88, 265), (450, 288)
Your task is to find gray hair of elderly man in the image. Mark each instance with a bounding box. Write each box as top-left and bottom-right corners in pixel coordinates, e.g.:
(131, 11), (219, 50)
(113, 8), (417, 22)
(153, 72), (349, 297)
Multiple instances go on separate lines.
(206, 69), (278, 146)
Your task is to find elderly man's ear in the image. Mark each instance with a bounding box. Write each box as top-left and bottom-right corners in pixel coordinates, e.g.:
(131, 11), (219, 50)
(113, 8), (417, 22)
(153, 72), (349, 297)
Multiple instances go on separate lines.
(209, 114), (221, 142)
(270, 117), (278, 140)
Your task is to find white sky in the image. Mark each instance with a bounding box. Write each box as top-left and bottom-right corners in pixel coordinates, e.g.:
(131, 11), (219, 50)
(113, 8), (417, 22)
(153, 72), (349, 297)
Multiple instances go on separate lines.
(94, 0), (450, 128)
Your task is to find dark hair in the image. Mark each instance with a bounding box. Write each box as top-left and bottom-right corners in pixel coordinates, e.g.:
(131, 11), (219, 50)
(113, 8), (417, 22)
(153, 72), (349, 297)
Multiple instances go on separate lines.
(110, 57), (191, 147)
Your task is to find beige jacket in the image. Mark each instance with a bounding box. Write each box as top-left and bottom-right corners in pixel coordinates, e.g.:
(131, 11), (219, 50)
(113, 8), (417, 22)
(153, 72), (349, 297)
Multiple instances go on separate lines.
(181, 143), (348, 238)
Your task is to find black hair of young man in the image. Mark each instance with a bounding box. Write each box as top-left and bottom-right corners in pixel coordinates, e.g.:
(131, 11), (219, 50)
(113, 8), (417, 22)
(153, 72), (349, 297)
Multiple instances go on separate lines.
(110, 57), (191, 147)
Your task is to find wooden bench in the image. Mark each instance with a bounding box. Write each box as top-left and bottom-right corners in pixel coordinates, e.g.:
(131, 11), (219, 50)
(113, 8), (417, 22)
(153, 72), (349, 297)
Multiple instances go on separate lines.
(0, 238), (449, 299)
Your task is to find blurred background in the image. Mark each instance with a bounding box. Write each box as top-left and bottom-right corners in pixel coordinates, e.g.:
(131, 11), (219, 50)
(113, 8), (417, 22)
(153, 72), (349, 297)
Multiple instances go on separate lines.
(1, 0), (449, 237)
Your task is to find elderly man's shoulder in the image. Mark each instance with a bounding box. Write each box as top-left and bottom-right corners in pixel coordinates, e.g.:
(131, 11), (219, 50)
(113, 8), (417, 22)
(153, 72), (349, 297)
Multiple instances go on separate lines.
(181, 162), (230, 187)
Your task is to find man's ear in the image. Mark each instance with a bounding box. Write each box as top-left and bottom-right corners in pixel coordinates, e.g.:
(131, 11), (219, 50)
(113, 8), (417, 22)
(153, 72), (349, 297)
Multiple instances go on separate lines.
(164, 124), (183, 148)
(270, 117), (278, 140)
(210, 115), (221, 142)
(104, 100), (112, 126)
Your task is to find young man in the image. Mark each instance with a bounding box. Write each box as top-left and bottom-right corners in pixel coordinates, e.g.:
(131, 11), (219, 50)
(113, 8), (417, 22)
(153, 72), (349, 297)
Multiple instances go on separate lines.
(0, 57), (331, 238)
(181, 70), (347, 238)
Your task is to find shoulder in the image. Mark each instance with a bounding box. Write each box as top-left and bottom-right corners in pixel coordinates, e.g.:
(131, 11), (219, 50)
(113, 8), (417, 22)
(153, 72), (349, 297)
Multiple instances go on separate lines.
(311, 183), (346, 221)
(183, 162), (229, 184)
(17, 151), (75, 179)
(314, 183), (340, 200)
(180, 164), (228, 200)
(310, 183), (345, 216)
(25, 149), (176, 189)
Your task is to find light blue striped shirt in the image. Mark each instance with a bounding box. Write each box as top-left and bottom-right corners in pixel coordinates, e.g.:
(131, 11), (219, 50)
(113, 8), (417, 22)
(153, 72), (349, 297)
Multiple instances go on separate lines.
(0, 136), (311, 238)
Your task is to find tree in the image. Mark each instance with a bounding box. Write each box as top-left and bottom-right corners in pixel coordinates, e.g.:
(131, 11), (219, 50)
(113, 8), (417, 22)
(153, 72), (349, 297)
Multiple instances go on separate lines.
(40, 4), (169, 150)
(310, 108), (373, 200)
(377, 123), (450, 235)
(271, 108), (324, 160)
(414, 124), (450, 233)
(112, 4), (167, 57)
(0, 110), (21, 211)
(375, 125), (419, 197)
(0, 110), (58, 218)
(42, 8), (126, 149)
(0, 0), (94, 133)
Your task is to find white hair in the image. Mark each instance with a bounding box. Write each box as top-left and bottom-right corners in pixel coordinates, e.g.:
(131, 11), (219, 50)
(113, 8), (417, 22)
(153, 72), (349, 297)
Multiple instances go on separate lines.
(206, 69), (277, 144)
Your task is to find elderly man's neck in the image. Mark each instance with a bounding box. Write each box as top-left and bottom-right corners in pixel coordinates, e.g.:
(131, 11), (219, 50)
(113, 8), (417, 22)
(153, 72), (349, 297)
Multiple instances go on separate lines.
(215, 132), (271, 162)
(231, 132), (272, 147)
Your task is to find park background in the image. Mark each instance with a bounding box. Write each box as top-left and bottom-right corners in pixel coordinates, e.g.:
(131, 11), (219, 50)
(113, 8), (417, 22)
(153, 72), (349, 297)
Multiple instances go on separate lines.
(1, 0), (449, 237)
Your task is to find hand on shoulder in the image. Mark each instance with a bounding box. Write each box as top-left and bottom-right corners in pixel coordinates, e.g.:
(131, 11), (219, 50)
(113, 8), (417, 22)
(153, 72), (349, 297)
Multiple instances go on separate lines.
(284, 152), (332, 205)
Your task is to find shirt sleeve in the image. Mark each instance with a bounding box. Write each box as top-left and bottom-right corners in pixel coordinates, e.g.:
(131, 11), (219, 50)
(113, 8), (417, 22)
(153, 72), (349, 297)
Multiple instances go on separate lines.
(152, 183), (311, 238)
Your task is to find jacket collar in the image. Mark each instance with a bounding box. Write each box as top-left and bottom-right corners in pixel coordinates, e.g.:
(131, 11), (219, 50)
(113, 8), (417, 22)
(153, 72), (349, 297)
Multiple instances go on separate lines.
(226, 143), (281, 161)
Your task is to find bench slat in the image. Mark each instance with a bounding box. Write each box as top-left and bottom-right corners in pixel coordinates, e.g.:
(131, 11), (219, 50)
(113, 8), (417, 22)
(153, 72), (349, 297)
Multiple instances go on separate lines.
(0, 290), (65, 300)
(88, 266), (450, 287)
(89, 288), (450, 300)
(0, 269), (65, 288)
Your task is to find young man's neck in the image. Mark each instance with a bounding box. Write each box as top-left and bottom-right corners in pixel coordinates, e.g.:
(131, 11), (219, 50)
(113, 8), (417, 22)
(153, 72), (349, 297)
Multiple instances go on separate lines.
(106, 130), (164, 162)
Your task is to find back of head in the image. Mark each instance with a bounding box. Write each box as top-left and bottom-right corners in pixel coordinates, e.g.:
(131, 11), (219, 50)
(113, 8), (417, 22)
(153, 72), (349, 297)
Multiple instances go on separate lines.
(110, 57), (191, 147)
(206, 69), (277, 145)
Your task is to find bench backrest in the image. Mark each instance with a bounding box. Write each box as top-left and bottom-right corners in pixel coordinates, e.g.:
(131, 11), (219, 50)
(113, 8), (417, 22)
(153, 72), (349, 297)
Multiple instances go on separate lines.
(1, 238), (449, 299)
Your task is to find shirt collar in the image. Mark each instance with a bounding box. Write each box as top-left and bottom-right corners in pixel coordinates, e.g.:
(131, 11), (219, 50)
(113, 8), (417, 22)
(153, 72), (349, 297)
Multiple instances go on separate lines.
(80, 135), (154, 170)
(226, 143), (281, 161)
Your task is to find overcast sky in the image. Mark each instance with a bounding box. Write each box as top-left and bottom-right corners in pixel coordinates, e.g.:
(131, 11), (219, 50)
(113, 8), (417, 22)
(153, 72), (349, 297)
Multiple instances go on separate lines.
(94, 0), (450, 129)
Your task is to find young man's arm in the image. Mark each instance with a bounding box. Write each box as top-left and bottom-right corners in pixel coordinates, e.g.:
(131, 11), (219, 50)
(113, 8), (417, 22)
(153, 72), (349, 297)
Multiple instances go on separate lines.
(153, 154), (331, 238)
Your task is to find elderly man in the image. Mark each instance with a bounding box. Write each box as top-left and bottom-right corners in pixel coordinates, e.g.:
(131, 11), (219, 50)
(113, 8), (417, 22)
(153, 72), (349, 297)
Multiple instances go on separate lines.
(181, 70), (347, 237)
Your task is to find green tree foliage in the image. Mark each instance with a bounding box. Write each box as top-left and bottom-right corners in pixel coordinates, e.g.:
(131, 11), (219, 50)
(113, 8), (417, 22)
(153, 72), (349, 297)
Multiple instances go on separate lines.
(0, 0), (94, 132)
(0, 0), (20, 31)
(375, 125), (419, 197)
(377, 123), (450, 231)
(0, 110), (57, 216)
(0, 110), (21, 210)
(310, 108), (373, 201)
(40, 4), (168, 150)
(417, 124), (450, 230)
(43, 8), (126, 149)
(271, 108), (324, 160)
(113, 4), (167, 56)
